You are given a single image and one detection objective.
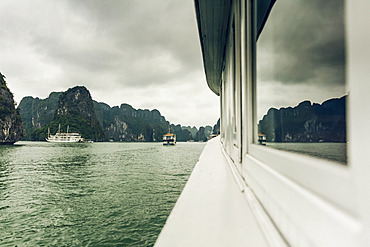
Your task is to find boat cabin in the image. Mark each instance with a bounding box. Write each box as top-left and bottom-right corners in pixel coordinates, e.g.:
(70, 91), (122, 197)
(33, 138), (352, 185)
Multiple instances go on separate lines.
(163, 133), (176, 145)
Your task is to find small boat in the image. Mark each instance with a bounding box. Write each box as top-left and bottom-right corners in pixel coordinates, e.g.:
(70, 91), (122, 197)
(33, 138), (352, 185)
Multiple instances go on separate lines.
(258, 133), (266, 145)
(46, 125), (82, 143)
(163, 133), (176, 145)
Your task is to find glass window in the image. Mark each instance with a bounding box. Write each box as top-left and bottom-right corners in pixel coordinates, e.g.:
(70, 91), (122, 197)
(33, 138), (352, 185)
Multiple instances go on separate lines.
(256, 0), (347, 164)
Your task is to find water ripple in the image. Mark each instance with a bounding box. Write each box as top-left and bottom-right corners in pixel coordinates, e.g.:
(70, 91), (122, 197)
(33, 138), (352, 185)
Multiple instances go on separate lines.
(0, 142), (205, 246)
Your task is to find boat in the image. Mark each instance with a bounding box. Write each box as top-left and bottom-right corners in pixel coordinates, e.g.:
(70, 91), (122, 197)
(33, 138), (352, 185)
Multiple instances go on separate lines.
(46, 125), (82, 143)
(163, 133), (176, 145)
(155, 1), (370, 246)
(258, 133), (266, 145)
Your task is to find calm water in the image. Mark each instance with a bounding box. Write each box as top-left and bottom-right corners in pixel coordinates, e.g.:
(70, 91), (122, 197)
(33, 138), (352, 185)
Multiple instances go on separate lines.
(266, 142), (347, 164)
(0, 142), (205, 246)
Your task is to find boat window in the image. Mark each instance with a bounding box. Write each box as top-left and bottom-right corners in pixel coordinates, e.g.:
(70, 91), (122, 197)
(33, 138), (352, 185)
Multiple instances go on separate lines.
(256, 0), (347, 164)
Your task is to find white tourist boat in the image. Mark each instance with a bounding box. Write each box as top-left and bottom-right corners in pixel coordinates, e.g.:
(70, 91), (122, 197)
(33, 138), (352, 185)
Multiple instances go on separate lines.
(46, 125), (82, 143)
(155, 1), (370, 247)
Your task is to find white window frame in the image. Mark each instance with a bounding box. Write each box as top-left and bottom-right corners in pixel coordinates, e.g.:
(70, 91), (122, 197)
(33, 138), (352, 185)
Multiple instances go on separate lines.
(236, 0), (361, 245)
(222, 1), (243, 167)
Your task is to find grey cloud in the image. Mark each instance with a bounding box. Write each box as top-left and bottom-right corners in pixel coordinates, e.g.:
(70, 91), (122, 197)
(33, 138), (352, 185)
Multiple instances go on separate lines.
(0, 0), (219, 127)
(258, 0), (345, 86)
(27, 0), (202, 89)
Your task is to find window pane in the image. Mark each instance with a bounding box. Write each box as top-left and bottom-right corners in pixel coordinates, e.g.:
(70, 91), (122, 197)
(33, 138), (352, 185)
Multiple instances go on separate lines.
(256, 0), (347, 163)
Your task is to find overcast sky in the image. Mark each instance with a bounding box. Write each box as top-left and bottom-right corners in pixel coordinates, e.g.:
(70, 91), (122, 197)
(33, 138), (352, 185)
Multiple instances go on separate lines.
(0, 0), (219, 128)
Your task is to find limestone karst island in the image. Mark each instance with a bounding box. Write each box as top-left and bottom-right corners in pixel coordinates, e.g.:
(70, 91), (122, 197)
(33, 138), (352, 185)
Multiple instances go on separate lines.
(0, 73), (219, 144)
(0, 73), (24, 144)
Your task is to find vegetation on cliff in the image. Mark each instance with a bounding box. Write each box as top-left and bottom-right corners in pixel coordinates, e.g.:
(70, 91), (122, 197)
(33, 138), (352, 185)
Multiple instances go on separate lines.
(194, 126), (213, 142)
(181, 126), (198, 139)
(0, 72), (24, 144)
(170, 124), (193, 141)
(212, 118), (220, 135)
(18, 92), (62, 140)
(94, 102), (170, 141)
(30, 86), (104, 141)
(18, 85), (216, 142)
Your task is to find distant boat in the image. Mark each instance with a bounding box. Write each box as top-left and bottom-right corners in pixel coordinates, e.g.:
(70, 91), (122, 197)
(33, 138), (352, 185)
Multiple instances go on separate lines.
(46, 124), (82, 143)
(258, 133), (266, 145)
(163, 133), (176, 145)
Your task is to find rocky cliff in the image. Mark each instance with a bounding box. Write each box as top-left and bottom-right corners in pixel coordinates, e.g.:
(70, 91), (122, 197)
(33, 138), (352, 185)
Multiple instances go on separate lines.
(194, 125), (212, 142)
(94, 102), (170, 141)
(30, 86), (105, 141)
(18, 85), (215, 142)
(181, 126), (198, 139)
(19, 87), (171, 142)
(171, 124), (193, 141)
(0, 73), (24, 144)
(18, 92), (62, 140)
(212, 118), (220, 135)
(258, 96), (346, 142)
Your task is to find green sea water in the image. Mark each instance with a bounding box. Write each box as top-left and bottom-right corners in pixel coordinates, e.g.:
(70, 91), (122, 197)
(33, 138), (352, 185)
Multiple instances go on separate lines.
(0, 142), (205, 246)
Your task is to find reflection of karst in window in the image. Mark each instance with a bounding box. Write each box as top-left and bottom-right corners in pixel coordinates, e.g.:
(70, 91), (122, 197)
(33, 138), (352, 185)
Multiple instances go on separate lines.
(256, 0), (347, 163)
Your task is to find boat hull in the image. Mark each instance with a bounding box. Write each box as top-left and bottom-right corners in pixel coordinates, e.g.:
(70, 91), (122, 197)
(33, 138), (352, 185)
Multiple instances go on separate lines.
(0, 141), (16, 145)
(163, 141), (176, 145)
(46, 133), (82, 143)
(46, 139), (81, 143)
